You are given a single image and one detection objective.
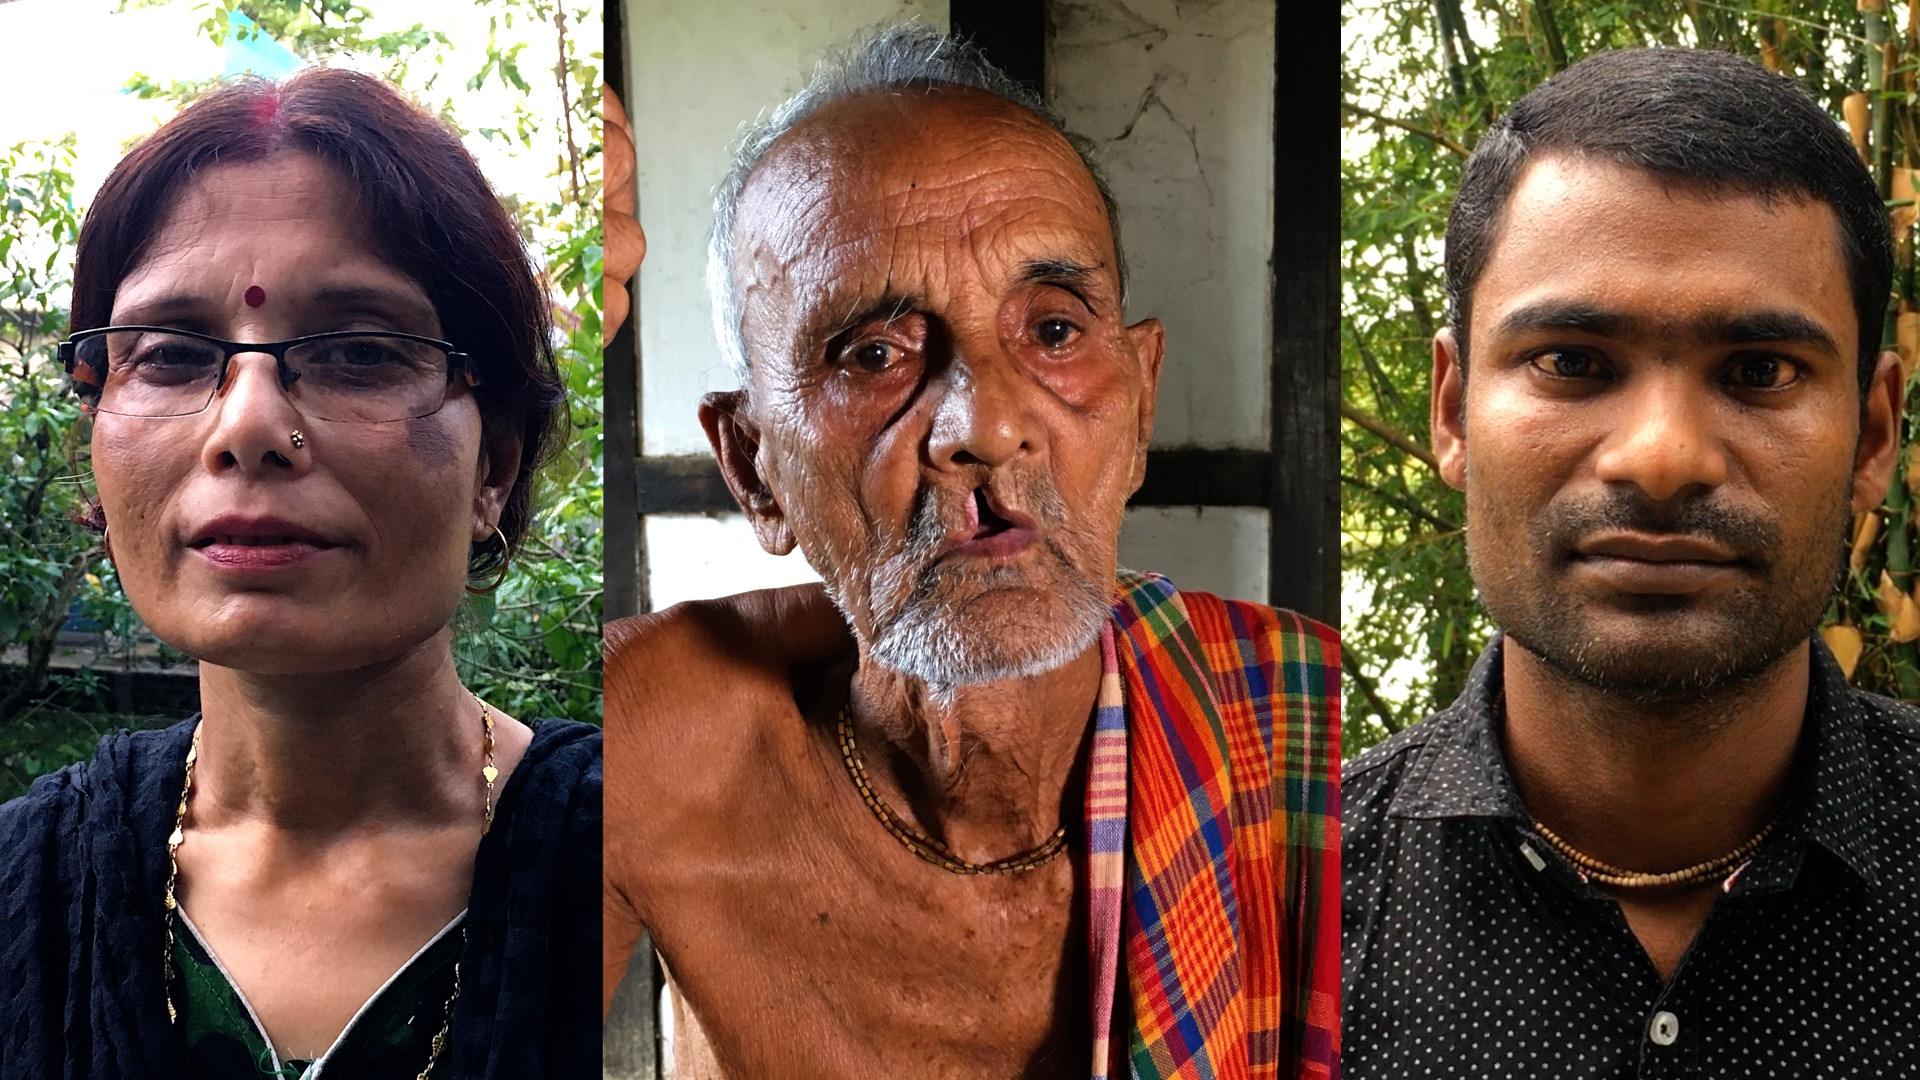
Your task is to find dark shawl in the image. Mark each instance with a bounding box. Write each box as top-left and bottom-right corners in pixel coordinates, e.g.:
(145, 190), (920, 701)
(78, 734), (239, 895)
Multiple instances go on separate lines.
(0, 717), (602, 1079)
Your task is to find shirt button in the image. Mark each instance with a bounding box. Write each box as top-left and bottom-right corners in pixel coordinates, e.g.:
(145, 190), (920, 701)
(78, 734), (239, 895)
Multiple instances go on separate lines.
(1649, 1010), (1680, 1046)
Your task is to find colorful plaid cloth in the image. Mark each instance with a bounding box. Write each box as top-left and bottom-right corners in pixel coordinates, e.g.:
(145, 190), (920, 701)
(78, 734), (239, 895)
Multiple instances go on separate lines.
(1087, 624), (1131, 1078)
(1103, 570), (1342, 1080)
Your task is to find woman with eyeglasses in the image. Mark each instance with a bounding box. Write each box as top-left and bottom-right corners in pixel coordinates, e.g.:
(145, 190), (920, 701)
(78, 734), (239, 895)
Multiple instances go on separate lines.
(0, 69), (599, 1079)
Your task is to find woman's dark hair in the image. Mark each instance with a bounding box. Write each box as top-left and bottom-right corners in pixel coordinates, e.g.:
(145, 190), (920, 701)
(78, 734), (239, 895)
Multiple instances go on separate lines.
(1445, 47), (1893, 392)
(72, 68), (564, 582)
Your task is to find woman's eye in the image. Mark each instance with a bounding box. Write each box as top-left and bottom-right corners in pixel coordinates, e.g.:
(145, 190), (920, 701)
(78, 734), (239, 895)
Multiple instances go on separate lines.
(1034, 318), (1079, 349)
(1727, 353), (1799, 390)
(1528, 349), (1604, 379)
(132, 343), (217, 369)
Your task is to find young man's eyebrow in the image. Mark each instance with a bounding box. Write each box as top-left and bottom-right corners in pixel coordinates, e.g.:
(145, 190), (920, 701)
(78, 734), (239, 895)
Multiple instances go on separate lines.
(1716, 310), (1840, 356)
(1494, 300), (1632, 338)
(1495, 300), (1840, 357)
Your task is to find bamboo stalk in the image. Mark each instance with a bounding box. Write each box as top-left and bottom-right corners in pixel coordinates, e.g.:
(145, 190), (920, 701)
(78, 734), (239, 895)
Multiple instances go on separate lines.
(1867, 1), (1893, 191)
(1860, 0), (1919, 695)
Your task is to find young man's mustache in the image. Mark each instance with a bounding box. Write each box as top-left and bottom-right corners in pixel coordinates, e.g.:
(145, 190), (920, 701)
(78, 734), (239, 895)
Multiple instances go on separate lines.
(1541, 491), (1782, 565)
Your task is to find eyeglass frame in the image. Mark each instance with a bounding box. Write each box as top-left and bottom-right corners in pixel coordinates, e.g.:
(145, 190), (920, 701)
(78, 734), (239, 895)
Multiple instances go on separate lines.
(57, 325), (480, 422)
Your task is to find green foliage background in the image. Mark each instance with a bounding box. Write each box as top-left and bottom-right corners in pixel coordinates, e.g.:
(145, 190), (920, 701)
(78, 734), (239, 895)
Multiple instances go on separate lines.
(0, 0), (603, 766)
(1344, 0), (1914, 754)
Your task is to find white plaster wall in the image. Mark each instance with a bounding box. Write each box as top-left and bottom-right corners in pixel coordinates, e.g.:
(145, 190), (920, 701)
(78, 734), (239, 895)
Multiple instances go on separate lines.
(646, 513), (821, 610)
(1049, 0), (1275, 452)
(1120, 506), (1268, 600)
(630, 0), (944, 456)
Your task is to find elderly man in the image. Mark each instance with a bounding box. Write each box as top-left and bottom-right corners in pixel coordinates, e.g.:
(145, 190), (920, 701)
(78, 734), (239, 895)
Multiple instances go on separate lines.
(1344, 48), (1920, 1077)
(603, 24), (1339, 1080)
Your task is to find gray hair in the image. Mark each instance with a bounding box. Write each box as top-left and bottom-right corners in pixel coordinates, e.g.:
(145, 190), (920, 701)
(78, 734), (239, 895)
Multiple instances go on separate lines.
(705, 19), (1129, 383)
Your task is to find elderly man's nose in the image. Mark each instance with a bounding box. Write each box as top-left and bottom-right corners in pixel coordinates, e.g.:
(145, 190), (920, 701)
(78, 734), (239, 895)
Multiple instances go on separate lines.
(1592, 379), (1728, 501)
(201, 353), (308, 474)
(927, 353), (1038, 470)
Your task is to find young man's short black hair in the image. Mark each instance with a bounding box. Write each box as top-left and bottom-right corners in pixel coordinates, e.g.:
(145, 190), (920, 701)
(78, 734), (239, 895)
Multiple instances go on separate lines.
(1444, 47), (1893, 390)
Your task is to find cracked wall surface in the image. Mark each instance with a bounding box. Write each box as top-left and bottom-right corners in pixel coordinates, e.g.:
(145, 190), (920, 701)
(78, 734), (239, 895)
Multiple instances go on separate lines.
(1050, 0), (1276, 451)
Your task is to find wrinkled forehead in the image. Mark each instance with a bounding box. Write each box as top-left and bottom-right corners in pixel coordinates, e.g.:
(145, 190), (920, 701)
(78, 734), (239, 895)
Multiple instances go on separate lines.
(729, 90), (1118, 342)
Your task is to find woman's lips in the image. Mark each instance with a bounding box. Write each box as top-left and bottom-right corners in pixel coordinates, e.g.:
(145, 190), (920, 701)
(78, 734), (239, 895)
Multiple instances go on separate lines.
(186, 516), (343, 572)
(192, 541), (334, 570)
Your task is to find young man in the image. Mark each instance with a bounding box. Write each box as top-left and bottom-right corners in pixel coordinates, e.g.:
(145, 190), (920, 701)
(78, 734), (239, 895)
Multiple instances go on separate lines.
(1344, 47), (1920, 1076)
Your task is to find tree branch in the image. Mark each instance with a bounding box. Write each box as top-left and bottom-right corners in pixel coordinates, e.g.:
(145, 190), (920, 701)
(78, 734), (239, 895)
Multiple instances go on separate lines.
(1341, 472), (1458, 533)
(553, 5), (583, 207)
(1342, 399), (1441, 471)
(1343, 646), (1407, 738)
(1533, 0), (1571, 71)
(1340, 102), (1470, 158)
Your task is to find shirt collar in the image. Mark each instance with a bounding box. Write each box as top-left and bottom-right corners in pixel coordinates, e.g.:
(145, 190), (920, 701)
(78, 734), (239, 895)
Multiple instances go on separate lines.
(1387, 633), (1883, 887)
(1782, 637), (1881, 887)
(1386, 636), (1529, 823)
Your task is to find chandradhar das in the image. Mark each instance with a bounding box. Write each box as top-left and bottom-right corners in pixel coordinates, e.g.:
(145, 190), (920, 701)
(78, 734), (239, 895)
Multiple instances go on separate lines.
(603, 23), (1342, 1080)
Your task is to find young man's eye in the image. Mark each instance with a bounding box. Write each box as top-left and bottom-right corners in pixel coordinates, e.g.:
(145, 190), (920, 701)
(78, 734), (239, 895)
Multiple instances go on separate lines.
(1527, 349), (1605, 379)
(1726, 353), (1800, 390)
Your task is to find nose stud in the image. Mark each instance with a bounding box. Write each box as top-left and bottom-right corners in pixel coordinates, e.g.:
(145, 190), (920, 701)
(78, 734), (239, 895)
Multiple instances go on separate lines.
(289, 429), (306, 450)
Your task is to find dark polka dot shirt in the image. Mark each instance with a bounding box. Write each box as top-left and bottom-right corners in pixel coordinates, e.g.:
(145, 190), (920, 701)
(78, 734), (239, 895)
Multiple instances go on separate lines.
(1343, 635), (1920, 1078)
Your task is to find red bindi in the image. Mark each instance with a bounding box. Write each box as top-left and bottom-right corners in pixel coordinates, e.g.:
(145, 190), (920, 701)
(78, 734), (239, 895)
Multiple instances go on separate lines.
(249, 90), (281, 127)
(244, 285), (266, 308)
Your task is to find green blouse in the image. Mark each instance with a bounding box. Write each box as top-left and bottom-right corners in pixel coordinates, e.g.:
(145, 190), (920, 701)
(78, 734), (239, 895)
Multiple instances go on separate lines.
(169, 910), (465, 1079)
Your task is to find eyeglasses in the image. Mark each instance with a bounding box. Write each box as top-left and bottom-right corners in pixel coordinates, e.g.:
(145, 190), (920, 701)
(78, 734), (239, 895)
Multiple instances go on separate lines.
(58, 326), (479, 423)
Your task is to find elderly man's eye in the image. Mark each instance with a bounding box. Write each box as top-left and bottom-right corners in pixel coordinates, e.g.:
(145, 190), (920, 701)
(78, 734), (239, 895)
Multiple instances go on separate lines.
(1034, 318), (1080, 349)
(1725, 353), (1800, 390)
(846, 340), (900, 372)
(1527, 349), (1605, 380)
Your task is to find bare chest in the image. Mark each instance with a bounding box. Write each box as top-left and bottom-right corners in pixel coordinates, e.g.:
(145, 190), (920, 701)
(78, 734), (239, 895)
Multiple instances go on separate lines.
(646, 804), (1093, 1079)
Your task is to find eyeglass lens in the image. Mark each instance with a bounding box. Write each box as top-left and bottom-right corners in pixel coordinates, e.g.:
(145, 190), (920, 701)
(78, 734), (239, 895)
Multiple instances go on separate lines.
(72, 331), (452, 423)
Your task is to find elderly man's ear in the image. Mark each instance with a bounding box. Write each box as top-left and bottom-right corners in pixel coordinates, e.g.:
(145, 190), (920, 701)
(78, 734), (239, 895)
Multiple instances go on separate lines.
(1126, 316), (1166, 493)
(700, 390), (797, 556)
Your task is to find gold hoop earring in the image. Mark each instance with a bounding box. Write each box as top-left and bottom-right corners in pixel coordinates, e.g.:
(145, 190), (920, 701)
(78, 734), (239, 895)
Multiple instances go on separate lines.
(465, 523), (511, 595)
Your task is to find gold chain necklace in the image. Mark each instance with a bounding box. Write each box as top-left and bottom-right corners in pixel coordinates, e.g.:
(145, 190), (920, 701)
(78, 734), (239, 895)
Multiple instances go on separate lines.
(1530, 815), (1775, 889)
(162, 692), (497, 1080)
(834, 701), (1067, 876)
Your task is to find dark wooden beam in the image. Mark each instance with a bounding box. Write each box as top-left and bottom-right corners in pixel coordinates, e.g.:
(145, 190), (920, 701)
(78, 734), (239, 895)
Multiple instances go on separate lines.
(636, 455), (733, 516)
(1133, 448), (1270, 507)
(1268, 1), (1339, 623)
(604, 0), (641, 622)
(600, 10), (663, 1080)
